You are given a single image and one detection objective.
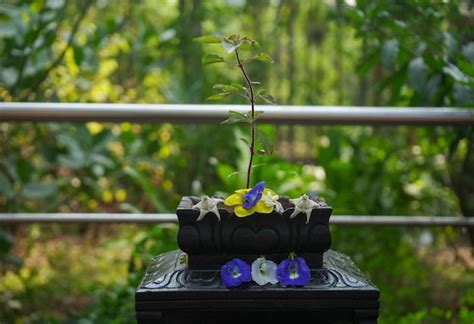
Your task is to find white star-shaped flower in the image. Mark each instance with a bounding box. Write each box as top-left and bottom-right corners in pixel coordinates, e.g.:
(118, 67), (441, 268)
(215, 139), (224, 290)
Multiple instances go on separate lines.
(193, 196), (224, 221)
(262, 191), (284, 213)
(289, 194), (320, 224)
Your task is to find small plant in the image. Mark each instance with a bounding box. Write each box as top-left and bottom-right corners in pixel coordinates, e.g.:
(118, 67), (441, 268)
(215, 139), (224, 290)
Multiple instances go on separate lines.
(193, 34), (276, 189)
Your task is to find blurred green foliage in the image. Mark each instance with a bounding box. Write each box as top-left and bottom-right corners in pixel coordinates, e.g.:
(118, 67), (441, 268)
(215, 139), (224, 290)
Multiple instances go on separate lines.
(1, 0), (473, 323)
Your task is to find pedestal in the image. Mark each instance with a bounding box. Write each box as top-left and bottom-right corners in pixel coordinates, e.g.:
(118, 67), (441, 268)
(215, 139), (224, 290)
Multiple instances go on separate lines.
(135, 249), (379, 324)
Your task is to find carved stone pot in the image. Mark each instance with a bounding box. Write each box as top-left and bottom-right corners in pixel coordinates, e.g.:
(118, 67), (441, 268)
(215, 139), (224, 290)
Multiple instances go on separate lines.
(176, 196), (332, 268)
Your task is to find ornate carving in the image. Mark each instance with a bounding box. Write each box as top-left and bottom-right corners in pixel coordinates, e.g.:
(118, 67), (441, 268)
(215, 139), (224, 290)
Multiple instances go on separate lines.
(136, 250), (380, 323)
(176, 196), (332, 267)
(138, 250), (375, 292)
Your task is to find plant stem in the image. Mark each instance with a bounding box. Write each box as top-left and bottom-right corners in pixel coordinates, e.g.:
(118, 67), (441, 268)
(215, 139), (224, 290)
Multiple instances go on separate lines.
(235, 49), (255, 189)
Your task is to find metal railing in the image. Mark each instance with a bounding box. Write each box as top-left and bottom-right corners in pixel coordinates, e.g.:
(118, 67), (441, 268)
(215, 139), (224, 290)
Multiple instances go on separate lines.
(0, 213), (473, 227)
(1, 102), (474, 226)
(1, 102), (473, 124)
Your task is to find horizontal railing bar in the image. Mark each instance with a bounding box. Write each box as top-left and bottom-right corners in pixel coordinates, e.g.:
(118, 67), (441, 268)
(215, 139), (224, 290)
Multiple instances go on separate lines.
(1, 214), (473, 226)
(1, 103), (473, 125)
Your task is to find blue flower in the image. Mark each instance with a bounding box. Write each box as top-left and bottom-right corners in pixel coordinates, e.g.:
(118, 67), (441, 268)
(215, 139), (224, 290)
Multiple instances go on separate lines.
(220, 258), (251, 288)
(277, 254), (311, 287)
(242, 181), (265, 209)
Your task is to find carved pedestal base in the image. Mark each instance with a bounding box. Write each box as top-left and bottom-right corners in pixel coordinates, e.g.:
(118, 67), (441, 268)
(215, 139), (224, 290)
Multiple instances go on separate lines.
(135, 250), (380, 324)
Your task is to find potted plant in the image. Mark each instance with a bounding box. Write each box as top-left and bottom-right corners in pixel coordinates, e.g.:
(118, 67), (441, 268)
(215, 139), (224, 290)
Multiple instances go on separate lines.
(176, 34), (332, 285)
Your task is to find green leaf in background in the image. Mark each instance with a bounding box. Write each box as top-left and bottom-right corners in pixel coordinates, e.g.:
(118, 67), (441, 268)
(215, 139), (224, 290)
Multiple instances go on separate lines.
(443, 63), (473, 85)
(443, 32), (458, 58)
(202, 53), (225, 65)
(0, 172), (13, 199)
(408, 57), (427, 93)
(357, 48), (380, 75)
(461, 42), (474, 63)
(382, 39), (399, 69)
(21, 182), (57, 198)
(123, 166), (166, 212)
(0, 229), (14, 254)
(192, 35), (221, 43)
(46, 0), (65, 9)
(257, 52), (273, 64)
(256, 128), (273, 155)
(1, 67), (18, 86)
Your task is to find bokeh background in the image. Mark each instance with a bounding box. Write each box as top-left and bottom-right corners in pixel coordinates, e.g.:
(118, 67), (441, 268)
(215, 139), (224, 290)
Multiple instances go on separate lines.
(1, 0), (474, 322)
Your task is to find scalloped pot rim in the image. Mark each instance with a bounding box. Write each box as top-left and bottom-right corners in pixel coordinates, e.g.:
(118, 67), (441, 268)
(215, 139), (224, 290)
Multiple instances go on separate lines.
(177, 206), (333, 212)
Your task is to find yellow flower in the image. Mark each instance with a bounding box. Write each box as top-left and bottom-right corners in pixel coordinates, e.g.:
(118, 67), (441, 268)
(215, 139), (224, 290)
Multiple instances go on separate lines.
(224, 188), (278, 217)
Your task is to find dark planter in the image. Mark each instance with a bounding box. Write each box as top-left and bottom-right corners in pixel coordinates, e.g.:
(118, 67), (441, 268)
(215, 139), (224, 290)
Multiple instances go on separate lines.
(176, 196), (332, 268)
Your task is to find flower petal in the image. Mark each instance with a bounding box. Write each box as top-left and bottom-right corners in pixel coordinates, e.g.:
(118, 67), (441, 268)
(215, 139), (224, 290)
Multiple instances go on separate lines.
(221, 258), (251, 288)
(235, 189), (249, 195)
(277, 256), (311, 287)
(234, 205), (256, 217)
(252, 257), (278, 285)
(224, 193), (244, 206)
(255, 200), (273, 214)
(263, 188), (277, 196)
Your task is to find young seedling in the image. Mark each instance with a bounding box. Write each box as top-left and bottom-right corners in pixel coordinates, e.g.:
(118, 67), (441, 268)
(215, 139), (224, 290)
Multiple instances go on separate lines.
(193, 34), (276, 188)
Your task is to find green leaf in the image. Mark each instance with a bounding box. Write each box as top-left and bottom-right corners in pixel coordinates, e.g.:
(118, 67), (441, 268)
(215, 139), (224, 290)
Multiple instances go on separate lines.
(1, 67), (18, 86)
(0, 172), (13, 199)
(46, 0), (65, 9)
(381, 39), (399, 69)
(193, 35), (221, 43)
(206, 92), (232, 100)
(123, 166), (166, 211)
(257, 52), (273, 64)
(230, 82), (247, 92)
(227, 171), (244, 178)
(408, 57), (427, 93)
(259, 93), (276, 105)
(256, 128), (273, 155)
(0, 228), (14, 254)
(73, 45), (85, 66)
(213, 84), (241, 92)
(221, 117), (243, 125)
(21, 182), (57, 198)
(239, 39), (261, 51)
(256, 87), (266, 95)
(253, 110), (265, 121)
(357, 48), (380, 75)
(202, 53), (225, 65)
(240, 137), (250, 146)
(443, 32), (458, 57)
(443, 63), (473, 85)
(461, 42), (474, 63)
(246, 110), (265, 122)
(0, 23), (16, 38)
(222, 110), (249, 124)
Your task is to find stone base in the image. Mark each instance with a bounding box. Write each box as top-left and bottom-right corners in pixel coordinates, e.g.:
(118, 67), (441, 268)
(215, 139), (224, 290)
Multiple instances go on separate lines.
(135, 250), (380, 323)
